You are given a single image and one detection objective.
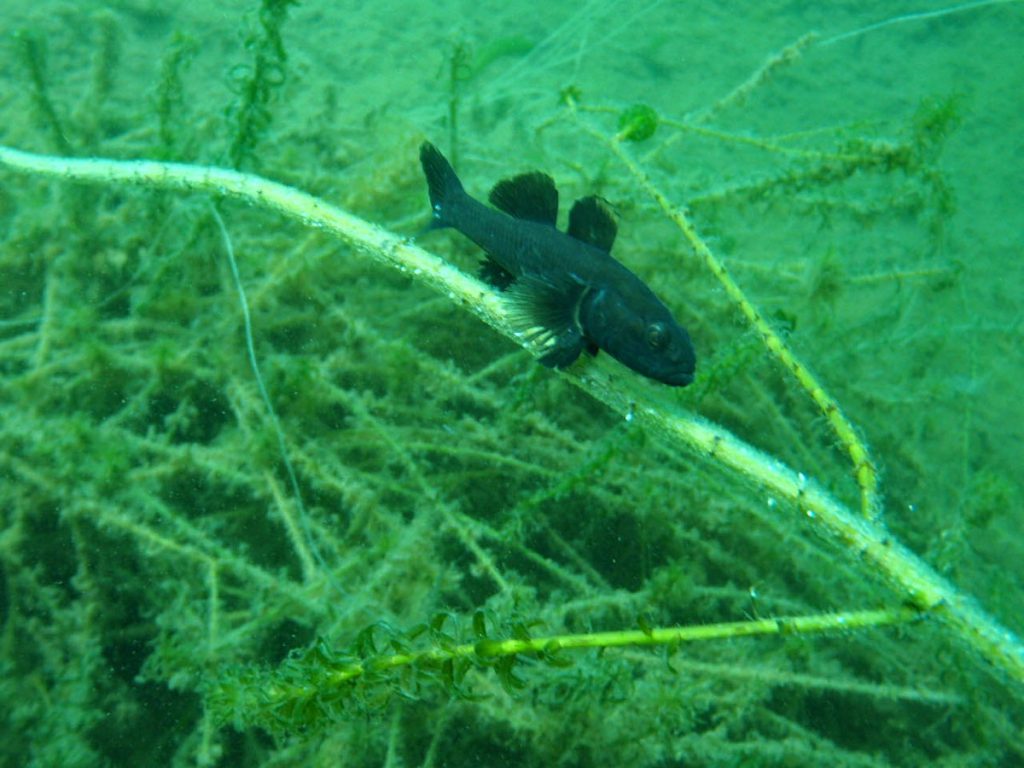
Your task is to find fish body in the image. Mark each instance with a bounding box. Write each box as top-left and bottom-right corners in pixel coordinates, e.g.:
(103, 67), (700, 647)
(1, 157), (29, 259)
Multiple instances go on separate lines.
(419, 142), (695, 386)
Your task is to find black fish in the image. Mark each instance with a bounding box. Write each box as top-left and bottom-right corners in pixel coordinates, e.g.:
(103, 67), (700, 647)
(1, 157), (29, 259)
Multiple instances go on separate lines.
(419, 142), (696, 387)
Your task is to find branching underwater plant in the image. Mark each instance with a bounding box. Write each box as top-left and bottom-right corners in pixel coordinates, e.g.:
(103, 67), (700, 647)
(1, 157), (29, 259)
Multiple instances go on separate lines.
(1, 2), (1022, 765)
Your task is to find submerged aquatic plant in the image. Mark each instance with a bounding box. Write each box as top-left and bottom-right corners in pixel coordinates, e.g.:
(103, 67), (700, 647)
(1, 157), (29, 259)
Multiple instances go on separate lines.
(1, 1), (1022, 765)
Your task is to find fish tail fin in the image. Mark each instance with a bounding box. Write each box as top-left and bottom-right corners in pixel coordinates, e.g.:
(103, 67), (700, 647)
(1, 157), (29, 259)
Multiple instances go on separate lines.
(419, 141), (465, 228)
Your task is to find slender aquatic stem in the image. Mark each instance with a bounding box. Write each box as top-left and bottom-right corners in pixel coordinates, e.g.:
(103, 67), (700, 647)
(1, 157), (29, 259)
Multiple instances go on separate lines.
(209, 204), (320, 583)
(2, 143), (1023, 693)
(265, 607), (924, 708)
(568, 94), (883, 522)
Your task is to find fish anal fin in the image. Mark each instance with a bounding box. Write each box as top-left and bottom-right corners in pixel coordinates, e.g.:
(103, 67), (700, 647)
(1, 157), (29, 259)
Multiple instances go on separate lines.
(479, 258), (516, 290)
(489, 172), (559, 225)
(568, 196), (617, 252)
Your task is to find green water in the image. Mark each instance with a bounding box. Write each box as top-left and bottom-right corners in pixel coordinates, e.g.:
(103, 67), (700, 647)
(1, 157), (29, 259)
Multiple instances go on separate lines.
(1, 1), (1022, 765)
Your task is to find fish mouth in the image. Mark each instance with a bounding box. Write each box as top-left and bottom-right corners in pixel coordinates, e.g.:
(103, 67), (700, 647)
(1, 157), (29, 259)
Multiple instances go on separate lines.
(660, 370), (694, 387)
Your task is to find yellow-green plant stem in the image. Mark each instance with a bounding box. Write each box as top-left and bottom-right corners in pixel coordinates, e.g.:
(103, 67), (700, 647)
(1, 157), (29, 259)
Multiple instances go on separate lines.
(2, 144), (1022, 695)
(313, 608), (922, 688)
(569, 99), (882, 522)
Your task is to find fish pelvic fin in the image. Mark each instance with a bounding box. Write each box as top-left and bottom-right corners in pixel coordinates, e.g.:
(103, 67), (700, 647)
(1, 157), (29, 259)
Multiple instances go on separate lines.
(420, 142), (465, 227)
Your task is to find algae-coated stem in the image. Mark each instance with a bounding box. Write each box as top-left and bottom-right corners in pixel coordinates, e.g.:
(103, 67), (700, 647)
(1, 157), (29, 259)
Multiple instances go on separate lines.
(2, 144), (1022, 694)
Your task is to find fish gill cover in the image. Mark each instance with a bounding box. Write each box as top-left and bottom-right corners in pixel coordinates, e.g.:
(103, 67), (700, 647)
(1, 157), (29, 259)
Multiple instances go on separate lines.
(0, 0), (1022, 766)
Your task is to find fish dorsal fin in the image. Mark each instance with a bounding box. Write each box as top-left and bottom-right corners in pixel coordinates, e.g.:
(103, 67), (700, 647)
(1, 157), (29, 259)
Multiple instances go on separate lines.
(568, 196), (617, 252)
(489, 172), (559, 225)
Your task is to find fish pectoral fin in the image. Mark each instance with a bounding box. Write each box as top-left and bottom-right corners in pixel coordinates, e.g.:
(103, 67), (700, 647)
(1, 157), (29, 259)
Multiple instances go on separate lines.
(489, 172), (559, 225)
(568, 196), (617, 252)
(506, 273), (588, 369)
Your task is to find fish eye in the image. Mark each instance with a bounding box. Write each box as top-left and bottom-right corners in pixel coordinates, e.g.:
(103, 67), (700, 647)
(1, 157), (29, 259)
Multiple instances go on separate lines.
(645, 322), (669, 350)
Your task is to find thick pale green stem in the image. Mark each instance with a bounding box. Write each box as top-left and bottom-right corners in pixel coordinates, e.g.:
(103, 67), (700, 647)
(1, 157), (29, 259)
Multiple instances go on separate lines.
(2, 144), (1022, 692)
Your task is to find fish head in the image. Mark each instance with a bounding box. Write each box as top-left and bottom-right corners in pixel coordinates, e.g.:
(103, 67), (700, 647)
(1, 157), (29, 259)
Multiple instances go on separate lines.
(580, 287), (696, 386)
